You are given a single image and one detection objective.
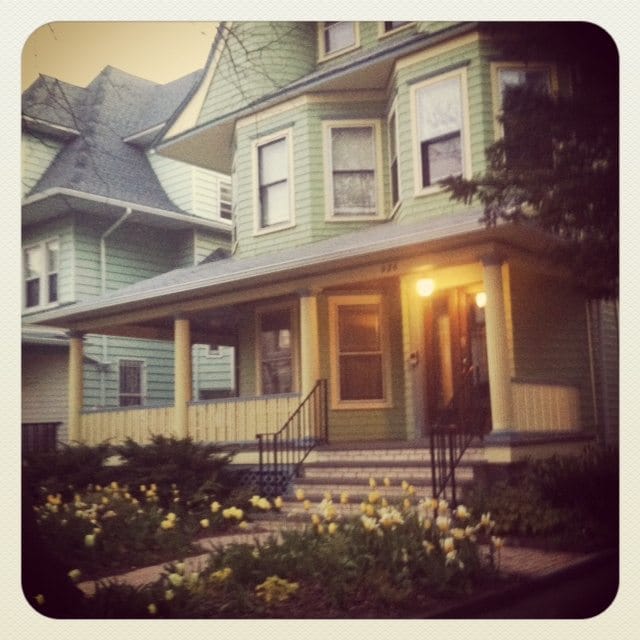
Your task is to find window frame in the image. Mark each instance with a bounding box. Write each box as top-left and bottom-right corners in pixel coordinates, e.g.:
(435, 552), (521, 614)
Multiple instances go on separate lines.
(219, 179), (232, 221)
(318, 22), (360, 61)
(378, 21), (414, 38)
(410, 67), (472, 196)
(255, 302), (299, 396)
(118, 358), (146, 407)
(323, 119), (385, 222)
(490, 61), (558, 140)
(22, 237), (60, 311)
(387, 102), (401, 212)
(328, 294), (392, 410)
(252, 128), (295, 235)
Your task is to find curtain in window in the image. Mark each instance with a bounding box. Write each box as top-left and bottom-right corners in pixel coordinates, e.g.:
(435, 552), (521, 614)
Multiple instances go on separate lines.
(331, 127), (376, 215)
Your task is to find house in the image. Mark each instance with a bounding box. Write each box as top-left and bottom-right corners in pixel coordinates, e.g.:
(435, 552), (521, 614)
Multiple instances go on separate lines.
(22, 66), (236, 453)
(29, 22), (618, 483)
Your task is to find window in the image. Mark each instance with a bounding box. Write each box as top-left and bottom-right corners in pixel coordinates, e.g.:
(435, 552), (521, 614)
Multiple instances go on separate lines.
(324, 121), (383, 219)
(118, 359), (144, 406)
(254, 130), (293, 232)
(23, 239), (58, 309)
(382, 21), (411, 34)
(413, 70), (470, 191)
(492, 63), (555, 169)
(329, 295), (391, 408)
(257, 306), (296, 395)
(388, 106), (400, 209)
(219, 181), (232, 220)
(319, 22), (358, 59)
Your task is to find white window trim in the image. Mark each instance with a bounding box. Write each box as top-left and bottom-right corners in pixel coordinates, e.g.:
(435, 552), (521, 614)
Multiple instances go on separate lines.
(328, 294), (393, 411)
(317, 22), (360, 62)
(490, 61), (559, 140)
(387, 101), (401, 214)
(22, 236), (60, 312)
(252, 128), (296, 236)
(219, 179), (233, 222)
(255, 302), (299, 396)
(323, 119), (385, 222)
(410, 67), (472, 197)
(378, 21), (415, 39)
(117, 358), (146, 407)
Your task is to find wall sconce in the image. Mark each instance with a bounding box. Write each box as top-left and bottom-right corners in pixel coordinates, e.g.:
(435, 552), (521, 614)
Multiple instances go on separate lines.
(475, 291), (487, 308)
(416, 278), (435, 298)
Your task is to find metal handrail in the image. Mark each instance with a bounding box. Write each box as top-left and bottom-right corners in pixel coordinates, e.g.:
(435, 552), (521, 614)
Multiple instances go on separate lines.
(256, 379), (328, 497)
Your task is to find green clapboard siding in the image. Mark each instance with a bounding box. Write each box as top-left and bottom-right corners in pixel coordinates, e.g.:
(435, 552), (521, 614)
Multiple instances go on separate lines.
(21, 133), (62, 196)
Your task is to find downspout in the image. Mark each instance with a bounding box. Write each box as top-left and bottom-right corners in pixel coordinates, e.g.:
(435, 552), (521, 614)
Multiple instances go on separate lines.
(99, 208), (132, 405)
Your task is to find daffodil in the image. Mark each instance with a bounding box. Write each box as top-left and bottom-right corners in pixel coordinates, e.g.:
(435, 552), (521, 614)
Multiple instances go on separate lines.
(249, 495), (261, 507)
(328, 522), (338, 535)
(160, 519), (175, 530)
(147, 603), (157, 615)
(175, 562), (186, 575)
(340, 491), (350, 505)
(200, 518), (210, 528)
(369, 477), (377, 489)
(165, 589), (175, 601)
(491, 536), (505, 550)
(323, 490), (333, 501)
(84, 534), (96, 547)
(452, 527), (466, 540)
(441, 537), (455, 554)
(168, 572), (184, 588)
(210, 501), (221, 513)
(274, 496), (284, 509)
(455, 504), (471, 520)
(295, 488), (305, 501)
(238, 520), (249, 530)
(303, 500), (311, 511)
(166, 512), (177, 522)
(361, 515), (379, 532)
(311, 513), (321, 525)
(210, 567), (233, 582)
(423, 541), (435, 554)
(67, 569), (81, 582)
(368, 490), (381, 504)
(34, 594), (45, 606)
(257, 497), (271, 510)
(436, 515), (451, 532)
(383, 477), (391, 487)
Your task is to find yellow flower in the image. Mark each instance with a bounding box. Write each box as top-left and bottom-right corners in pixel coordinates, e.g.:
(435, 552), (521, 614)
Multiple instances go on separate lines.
(84, 534), (96, 547)
(441, 536), (455, 554)
(250, 495), (261, 507)
(303, 500), (311, 511)
(455, 504), (471, 520)
(407, 485), (416, 496)
(160, 519), (175, 530)
(168, 572), (184, 587)
(340, 492), (350, 505)
(165, 589), (175, 601)
(147, 603), (157, 615)
(47, 494), (61, 506)
(167, 512), (177, 522)
(436, 515), (451, 532)
(403, 498), (412, 511)
(311, 513), (321, 526)
(175, 562), (186, 575)
(452, 527), (466, 540)
(328, 522), (338, 535)
(368, 477), (377, 489)
(383, 477), (391, 487)
(323, 490), (333, 501)
(210, 567), (233, 583)
(34, 594), (45, 606)
(274, 496), (284, 509)
(67, 569), (81, 582)
(150, 483), (158, 491)
(368, 490), (381, 504)
(423, 541), (435, 554)
(295, 488), (305, 501)
(401, 480), (409, 492)
(257, 497), (272, 511)
(365, 503), (376, 517)
(438, 499), (449, 514)
(360, 515), (379, 532)
(110, 481), (119, 490)
(140, 484), (147, 492)
(238, 521), (249, 530)
(200, 518), (210, 528)
(210, 501), (221, 513)
(256, 576), (299, 604)
(491, 536), (505, 550)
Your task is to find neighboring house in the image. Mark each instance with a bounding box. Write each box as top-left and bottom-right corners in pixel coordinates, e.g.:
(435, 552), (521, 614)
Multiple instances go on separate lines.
(22, 66), (235, 452)
(33, 23), (618, 471)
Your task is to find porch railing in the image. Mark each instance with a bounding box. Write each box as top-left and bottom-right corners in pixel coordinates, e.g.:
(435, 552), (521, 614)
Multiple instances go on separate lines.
(256, 379), (329, 497)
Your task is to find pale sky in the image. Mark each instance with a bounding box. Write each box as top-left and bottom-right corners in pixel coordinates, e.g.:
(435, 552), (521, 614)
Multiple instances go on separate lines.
(22, 22), (218, 91)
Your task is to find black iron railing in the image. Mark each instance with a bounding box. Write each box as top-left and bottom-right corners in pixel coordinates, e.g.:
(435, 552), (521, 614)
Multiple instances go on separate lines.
(22, 422), (59, 455)
(429, 368), (490, 505)
(256, 379), (328, 497)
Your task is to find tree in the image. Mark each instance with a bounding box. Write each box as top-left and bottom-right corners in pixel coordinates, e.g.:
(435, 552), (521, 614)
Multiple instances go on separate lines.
(442, 22), (618, 300)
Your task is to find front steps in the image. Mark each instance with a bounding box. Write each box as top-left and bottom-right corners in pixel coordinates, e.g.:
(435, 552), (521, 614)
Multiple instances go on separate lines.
(285, 440), (485, 505)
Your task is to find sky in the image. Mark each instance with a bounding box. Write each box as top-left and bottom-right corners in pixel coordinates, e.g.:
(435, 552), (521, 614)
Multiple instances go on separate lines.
(21, 22), (218, 91)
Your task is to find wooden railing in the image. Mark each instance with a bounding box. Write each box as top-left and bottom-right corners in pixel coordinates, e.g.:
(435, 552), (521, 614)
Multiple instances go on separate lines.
(80, 393), (302, 446)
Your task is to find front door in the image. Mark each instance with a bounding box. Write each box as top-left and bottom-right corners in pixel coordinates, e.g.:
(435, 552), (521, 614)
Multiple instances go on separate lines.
(423, 288), (490, 433)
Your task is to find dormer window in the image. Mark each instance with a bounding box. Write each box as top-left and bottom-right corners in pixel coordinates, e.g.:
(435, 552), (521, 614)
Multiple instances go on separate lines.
(319, 22), (359, 60)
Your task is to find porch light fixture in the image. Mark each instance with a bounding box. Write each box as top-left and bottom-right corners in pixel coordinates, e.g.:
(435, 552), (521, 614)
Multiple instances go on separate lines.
(475, 291), (487, 308)
(416, 278), (435, 297)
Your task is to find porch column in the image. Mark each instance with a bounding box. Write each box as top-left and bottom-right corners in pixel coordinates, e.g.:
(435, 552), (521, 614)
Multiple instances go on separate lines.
(299, 290), (320, 394)
(482, 256), (513, 431)
(174, 316), (192, 438)
(68, 331), (84, 443)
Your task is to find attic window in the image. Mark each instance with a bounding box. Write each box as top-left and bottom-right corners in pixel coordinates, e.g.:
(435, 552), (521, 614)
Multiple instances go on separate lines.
(383, 21), (411, 32)
(319, 22), (358, 59)
(219, 181), (232, 220)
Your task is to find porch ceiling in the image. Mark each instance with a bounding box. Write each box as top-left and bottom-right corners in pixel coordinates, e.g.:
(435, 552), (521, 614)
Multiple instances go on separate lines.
(30, 212), (561, 337)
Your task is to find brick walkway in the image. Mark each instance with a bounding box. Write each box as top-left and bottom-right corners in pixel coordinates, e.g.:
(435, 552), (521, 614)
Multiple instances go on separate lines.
(77, 522), (594, 596)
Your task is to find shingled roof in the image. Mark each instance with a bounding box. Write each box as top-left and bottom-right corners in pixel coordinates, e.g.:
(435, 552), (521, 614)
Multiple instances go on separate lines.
(22, 66), (202, 213)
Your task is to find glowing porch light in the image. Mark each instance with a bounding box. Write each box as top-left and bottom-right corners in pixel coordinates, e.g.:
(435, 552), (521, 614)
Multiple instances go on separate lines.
(475, 291), (487, 308)
(416, 278), (435, 298)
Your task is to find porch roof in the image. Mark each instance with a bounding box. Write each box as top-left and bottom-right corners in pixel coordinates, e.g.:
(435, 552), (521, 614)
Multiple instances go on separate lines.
(29, 210), (556, 333)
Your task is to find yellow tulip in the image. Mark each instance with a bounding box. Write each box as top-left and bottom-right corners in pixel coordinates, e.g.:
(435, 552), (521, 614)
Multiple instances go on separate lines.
(200, 518), (210, 528)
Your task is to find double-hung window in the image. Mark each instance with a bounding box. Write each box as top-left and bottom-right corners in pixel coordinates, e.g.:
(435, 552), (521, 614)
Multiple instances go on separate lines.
(219, 180), (232, 221)
(319, 22), (358, 59)
(118, 359), (145, 406)
(329, 295), (391, 408)
(254, 130), (293, 232)
(324, 121), (383, 220)
(23, 239), (59, 310)
(492, 63), (555, 170)
(413, 70), (470, 191)
(388, 106), (400, 209)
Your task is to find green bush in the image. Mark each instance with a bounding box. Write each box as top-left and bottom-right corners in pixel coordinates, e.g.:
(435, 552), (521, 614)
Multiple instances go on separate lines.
(465, 445), (618, 550)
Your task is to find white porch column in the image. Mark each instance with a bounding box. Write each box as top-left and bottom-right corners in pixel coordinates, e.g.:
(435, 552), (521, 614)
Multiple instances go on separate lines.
(68, 331), (84, 443)
(299, 290), (320, 395)
(482, 256), (513, 432)
(174, 316), (192, 438)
